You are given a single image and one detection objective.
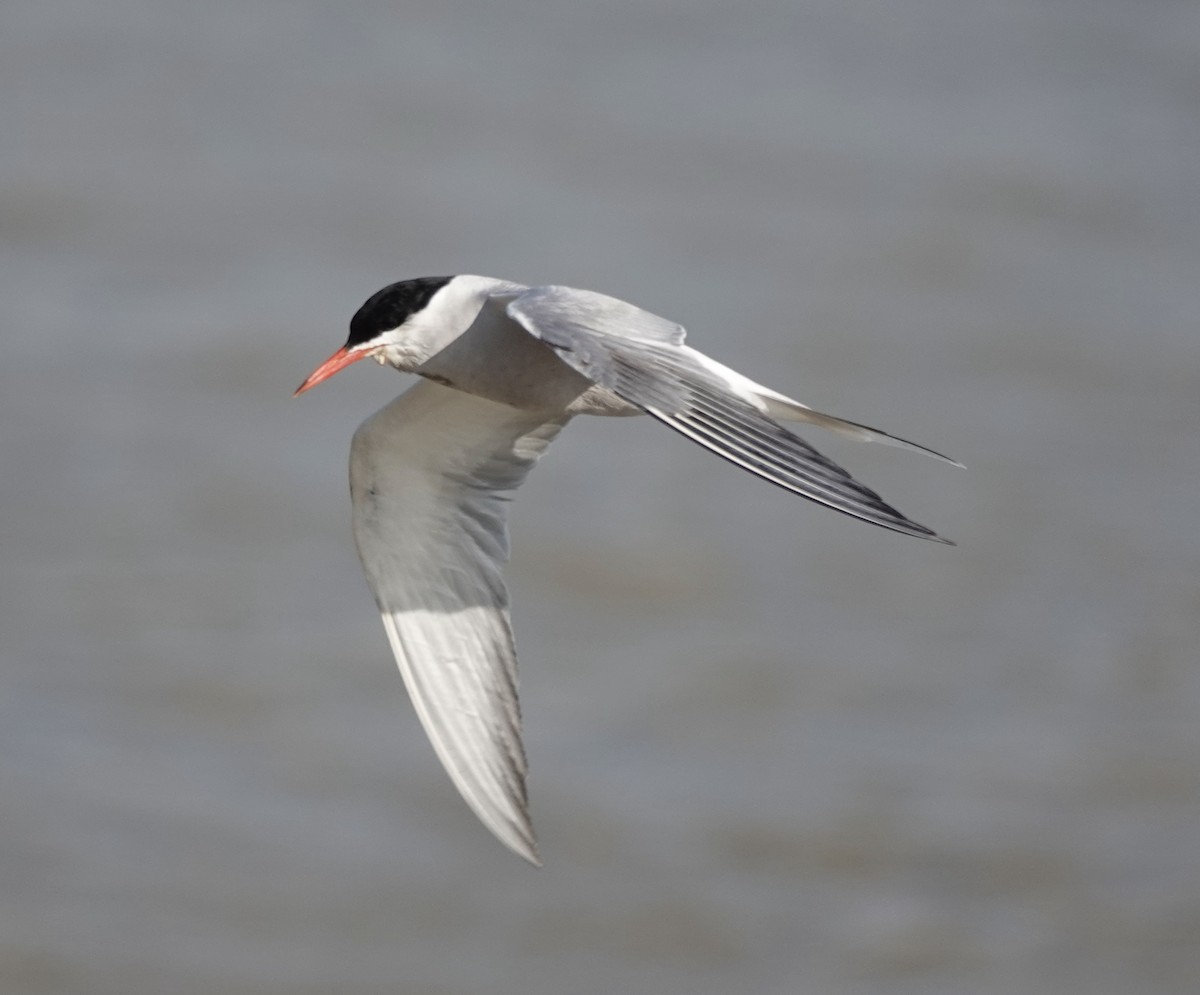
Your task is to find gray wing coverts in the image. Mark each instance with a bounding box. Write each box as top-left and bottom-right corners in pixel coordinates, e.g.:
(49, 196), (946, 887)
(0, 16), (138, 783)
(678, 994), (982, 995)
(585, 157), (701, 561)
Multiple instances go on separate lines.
(507, 288), (949, 543)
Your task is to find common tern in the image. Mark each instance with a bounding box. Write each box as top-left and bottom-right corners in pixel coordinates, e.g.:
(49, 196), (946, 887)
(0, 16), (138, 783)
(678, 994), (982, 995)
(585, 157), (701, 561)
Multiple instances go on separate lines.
(296, 275), (957, 864)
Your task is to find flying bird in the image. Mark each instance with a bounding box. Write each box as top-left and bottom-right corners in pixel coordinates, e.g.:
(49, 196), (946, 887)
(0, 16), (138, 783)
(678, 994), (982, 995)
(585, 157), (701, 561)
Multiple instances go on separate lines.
(296, 275), (957, 864)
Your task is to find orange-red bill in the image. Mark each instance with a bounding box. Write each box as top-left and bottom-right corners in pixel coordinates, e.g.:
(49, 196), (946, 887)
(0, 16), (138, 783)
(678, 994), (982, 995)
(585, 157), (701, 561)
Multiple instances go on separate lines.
(294, 345), (370, 396)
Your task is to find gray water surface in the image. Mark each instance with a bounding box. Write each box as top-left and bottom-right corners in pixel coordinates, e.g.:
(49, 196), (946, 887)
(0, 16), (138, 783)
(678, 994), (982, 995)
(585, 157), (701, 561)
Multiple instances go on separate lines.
(3, 2), (1199, 993)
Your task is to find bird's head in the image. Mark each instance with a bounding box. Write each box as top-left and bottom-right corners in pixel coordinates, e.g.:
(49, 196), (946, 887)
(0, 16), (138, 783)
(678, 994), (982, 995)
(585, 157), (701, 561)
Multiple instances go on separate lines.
(295, 276), (455, 395)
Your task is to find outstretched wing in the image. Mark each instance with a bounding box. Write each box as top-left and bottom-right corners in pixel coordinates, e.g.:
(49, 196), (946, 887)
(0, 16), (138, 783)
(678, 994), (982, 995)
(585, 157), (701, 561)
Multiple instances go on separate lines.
(350, 380), (567, 864)
(506, 286), (952, 544)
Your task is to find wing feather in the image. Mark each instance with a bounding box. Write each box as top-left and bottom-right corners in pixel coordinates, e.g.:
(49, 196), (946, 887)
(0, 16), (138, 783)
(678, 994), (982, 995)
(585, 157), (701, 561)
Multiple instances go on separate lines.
(350, 380), (566, 864)
(506, 290), (952, 543)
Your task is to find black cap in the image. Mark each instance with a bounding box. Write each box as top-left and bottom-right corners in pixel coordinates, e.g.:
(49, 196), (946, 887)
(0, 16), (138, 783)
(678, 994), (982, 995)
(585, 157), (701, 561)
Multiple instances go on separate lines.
(346, 276), (454, 349)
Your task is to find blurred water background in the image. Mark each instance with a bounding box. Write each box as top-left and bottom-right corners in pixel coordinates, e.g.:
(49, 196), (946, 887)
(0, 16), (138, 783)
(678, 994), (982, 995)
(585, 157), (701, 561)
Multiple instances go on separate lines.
(3, 1), (1199, 992)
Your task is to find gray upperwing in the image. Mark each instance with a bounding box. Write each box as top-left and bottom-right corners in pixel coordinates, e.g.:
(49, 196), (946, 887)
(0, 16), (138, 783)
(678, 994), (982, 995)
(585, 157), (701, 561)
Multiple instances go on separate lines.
(506, 285), (687, 347)
(505, 286), (691, 411)
(506, 288), (951, 544)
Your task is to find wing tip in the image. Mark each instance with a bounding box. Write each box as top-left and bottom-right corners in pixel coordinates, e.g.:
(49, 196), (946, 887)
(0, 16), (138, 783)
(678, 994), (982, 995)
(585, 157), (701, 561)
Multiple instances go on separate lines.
(880, 509), (956, 547)
(515, 840), (544, 867)
(490, 813), (542, 865)
(889, 519), (956, 546)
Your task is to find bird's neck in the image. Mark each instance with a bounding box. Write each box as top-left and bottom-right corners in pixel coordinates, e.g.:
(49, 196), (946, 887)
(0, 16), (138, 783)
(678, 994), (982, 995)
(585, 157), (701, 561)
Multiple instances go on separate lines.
(380, 275), (523, 372)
